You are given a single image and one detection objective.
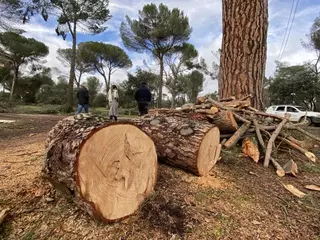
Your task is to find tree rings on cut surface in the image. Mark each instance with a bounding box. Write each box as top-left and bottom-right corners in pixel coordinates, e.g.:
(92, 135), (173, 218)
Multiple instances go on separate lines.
(44, 118), (157, 222)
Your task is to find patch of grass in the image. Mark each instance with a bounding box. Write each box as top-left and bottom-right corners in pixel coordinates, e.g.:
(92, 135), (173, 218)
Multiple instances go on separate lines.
(0, 198), (10, 206)
(212, 227), (224, 239)
(14, 105), (62, 115)
(22, 231), (36, 240)
(0, 221), (13, 239)
(235, 194), (252, 203)
(302, 163), (320, 174)
(195, 188), (220, 204)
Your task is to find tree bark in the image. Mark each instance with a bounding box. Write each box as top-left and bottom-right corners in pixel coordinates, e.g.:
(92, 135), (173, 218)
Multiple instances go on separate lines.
(158, 56), (164, 108)
(219, 0), (268, 110)
(44, 116), (158, 222)
(133, 116), (221, 176)
(107, 67), (112, 95)
(67, 24), (77, 112)
(148, 109), (238, 134)
(206, 110), (238, 133)
(9, 67), (18, 101)
(171, 92), (176, 108)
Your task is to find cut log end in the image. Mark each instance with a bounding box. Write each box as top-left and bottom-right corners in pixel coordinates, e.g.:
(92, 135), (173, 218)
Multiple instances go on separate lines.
(76, 124), (157, 221)
(197, 127), (221, 176)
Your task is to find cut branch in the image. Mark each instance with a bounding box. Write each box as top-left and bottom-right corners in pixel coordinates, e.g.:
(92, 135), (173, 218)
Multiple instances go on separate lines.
(240, 94), (253, 101)
(264, 114), (290, 167)
(278, 136), (316, 163)
(253, 119), (285, 176)
(292, 127), (320, 143)
(224, 122), (251, 149)
(220, 96), (235, 102)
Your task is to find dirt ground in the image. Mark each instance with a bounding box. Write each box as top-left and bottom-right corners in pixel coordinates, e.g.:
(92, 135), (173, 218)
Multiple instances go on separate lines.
(0, 114), (320, 240)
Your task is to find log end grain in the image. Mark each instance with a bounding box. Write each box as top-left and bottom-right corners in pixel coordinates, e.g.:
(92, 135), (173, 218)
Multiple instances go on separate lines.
(76, 124), (157, 221)
(197, 127), (221, 176)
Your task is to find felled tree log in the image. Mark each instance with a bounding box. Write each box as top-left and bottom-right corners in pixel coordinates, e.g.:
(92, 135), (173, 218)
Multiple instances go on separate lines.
(134, 116), (221, 176)
(206, 110), (239, 133)
(147, 109), (238, 134)
(44, 115), (158, 222)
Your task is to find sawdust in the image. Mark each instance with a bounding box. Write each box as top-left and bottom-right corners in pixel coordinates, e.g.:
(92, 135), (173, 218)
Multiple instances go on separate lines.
(0, 113), (320, 240)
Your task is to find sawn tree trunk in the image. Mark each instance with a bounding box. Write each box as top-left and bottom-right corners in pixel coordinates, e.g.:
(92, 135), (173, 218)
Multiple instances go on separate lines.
(219, 0), (268, 110)
(44, 116), (158, 222)
(133, 115), (221, 176)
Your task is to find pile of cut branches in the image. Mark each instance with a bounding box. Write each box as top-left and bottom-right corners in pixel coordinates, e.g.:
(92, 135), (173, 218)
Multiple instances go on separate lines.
(148, 95), (319, 177)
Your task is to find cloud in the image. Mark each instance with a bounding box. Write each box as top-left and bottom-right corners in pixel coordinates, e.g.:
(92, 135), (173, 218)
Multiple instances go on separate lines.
(13, 0), (320, 96)
(17, 20), (71, 78)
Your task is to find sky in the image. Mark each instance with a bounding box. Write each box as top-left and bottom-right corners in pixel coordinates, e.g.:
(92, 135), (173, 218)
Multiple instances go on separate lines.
(17, 0), (320, 94)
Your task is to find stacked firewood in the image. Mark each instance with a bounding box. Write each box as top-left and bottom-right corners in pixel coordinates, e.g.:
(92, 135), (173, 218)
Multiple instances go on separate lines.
(148, 95), (319, 177)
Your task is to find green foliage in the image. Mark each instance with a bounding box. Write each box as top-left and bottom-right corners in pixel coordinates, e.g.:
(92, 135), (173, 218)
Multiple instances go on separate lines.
(0, 0), (23, 30)
(24, 0), (111, 112)
(183, 70), (204, 103)
(0, 32), (49, 64)
(57, 47), (94, 86)
(79, 42), (132, 93)
(0, 62), (13, 90)
(26, 0), (111, 37)
(36, 76), (69, 105)
(120, 3), (192, 107)
(165, 42), (198, 107)
(16, 73), (54, 103)
(0, 31), (49, 100)
(92, 93), (106, 107)
(119, 68), (158, 108)
(84, 76), (101, 105)
(120, 3), (191, 55)
(267, 63), (320, 110)
(302, 15), (320, 110)
(204, 91), (219, 101)
(303, 16), (320, 56)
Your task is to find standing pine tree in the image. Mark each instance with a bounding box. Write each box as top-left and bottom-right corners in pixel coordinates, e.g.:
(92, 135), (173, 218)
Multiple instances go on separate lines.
(219, 0), (268, 110)
(24, 0), (111, 112)
(120, 3), (192, 107)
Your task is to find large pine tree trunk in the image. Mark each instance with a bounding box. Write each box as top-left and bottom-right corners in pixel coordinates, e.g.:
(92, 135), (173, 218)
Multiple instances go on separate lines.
(219, 0), (268, 110)
(44, 116), (158, 222)
(133, 116), (221, 176)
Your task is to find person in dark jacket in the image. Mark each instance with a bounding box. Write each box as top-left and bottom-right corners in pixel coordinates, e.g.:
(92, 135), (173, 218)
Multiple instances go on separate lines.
(75, 84), (89, 114)
(135, 82), (152, 116)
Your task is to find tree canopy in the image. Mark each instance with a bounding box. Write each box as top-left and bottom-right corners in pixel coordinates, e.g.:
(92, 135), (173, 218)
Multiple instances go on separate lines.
(57, 47), (94, 87)
(0, 0), (23, 30)
(84, 76), (101, 104)
(79, 42), (132, 94)
(183, 70), (204, 103)
(0, 31), (49, 100)
(119, 68), (159, 108)
(165, 43), (198, 107)
(24, 0), (111, 111)
(267, 63), (320, 110)
(120, 3), (192, 107)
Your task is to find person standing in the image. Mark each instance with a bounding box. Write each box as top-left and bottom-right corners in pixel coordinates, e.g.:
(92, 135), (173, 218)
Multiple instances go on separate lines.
(75, 84), (89, 114)
(108, 85), (119, 121)
(135, 82), (152, 116)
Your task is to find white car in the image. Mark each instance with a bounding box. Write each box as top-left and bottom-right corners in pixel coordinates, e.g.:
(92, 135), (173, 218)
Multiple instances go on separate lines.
(266, 105), (320, 126)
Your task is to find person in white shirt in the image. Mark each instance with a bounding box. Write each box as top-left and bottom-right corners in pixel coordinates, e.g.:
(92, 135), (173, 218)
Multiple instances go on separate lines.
(108, 85), (119, 121)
